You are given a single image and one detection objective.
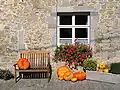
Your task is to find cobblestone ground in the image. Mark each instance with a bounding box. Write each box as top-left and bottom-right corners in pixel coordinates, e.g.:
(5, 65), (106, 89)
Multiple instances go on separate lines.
(0, 72), (120, 90)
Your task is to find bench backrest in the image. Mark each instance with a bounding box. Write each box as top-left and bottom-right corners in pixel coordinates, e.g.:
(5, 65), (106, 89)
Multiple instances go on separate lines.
(20, 50), (50, 68)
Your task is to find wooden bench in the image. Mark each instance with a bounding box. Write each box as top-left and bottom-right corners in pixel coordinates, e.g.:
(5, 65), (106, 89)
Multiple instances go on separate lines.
(13, 50), (52, 83)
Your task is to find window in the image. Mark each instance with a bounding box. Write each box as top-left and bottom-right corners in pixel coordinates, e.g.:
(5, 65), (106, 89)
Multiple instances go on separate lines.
(57, 12), (90, 45)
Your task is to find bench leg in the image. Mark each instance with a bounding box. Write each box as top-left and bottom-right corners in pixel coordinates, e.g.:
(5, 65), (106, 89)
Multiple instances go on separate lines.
(14, 71), (17, 83)
(48, 68), (52, 82)
(19, 72), (22, 79)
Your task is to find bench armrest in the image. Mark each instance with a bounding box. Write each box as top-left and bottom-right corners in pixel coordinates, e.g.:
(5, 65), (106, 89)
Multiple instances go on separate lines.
(13, 63), (18, 70)
(13, 63), (17, 66)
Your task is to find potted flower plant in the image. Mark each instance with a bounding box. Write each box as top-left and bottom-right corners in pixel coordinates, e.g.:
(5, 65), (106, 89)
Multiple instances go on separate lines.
(52, 40), (93, 70)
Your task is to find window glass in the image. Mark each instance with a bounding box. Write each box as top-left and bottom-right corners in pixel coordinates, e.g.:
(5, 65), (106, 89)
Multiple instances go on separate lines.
(75, 15), (88, 25)
(75, 28), (87, 38)
(60, 16), (72, 25)
(60, 28), (72, 38)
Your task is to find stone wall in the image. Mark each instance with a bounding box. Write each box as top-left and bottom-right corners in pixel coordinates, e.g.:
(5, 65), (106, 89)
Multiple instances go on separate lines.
(0, 0), (56, 71)
(0, 0), (120, 71)
(51, 0), (120, 64)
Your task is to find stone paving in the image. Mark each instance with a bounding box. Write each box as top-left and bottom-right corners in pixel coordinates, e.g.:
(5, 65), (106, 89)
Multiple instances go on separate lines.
(0, 73), (120, 90)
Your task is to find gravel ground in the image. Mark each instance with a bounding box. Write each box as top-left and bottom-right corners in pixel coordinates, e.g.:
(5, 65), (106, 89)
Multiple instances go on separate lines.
(0, 72), (120, 90)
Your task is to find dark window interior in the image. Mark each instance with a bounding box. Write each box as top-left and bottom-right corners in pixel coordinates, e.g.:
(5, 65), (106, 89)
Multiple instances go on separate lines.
(60, 16), (72, 25)
(60, 28), (72, 38)
(75, 15), (88, 25)
(75, 28), (87, 38)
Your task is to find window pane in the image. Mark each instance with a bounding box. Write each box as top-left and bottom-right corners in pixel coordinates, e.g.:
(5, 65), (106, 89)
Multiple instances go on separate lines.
(60, 16), (72, 25)
(75, 28), (87, 38)
(60, 28), (72, 38)
(75, 39), (88, 44)
(75, 15), (88, 25)
(60, 39), (72, 44)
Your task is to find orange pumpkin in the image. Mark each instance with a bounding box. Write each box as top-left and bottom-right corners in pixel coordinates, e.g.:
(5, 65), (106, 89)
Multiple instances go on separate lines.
(73, 72), (86, 81)
(73, 72), (79, 78)
(17, 58), (30, 70)
(63, 71), (73, 80)
(79, 72), (86, 80)
(71, 77), (77, 82)
(57, 66), (71, 77)
(98, 68), (104, 72)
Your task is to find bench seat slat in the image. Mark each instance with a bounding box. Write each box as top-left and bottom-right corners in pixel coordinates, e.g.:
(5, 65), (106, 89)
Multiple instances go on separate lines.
(16, 69), (48, 72)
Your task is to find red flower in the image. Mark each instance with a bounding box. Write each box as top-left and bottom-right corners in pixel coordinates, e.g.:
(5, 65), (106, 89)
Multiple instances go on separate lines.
(70, 48), (74, 51)
(66, 50), (68, 52)
(58, 54), (61, 58)
(87, 44), (90, 49)
(80, 58), (84, 62)
(74, 38), (78, 42)
(77, 52), (80, 55)
(70, 63), (73, 67)
(64, 58), (67, 61)
(64, 46), (67, 49)
(82, 54), (85, 58)
(68, 50), (72, 53)
(68, 54), (71, 57)
(70, 57), (73, 59)
(76, 58), (78, 60)
(62, 54), (64, 57)
(90, 51), (93, 55)
(72, 62), (76, 65)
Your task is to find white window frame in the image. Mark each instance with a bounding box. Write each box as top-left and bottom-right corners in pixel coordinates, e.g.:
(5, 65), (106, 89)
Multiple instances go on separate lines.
(57, 13), (90, 46)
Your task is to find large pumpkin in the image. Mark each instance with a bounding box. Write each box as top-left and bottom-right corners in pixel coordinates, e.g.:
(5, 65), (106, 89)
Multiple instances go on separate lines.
(63, 71), (73, 80)
(17, 58), (30, 70)
(73, 72), (86, 81)
(57, 66), (71, 77)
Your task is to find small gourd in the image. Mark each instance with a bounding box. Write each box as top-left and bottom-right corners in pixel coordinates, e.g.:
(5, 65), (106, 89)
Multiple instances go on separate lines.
(99, 62), (106, 69)
(71, 77), (77, 82)
(58, 76), (64, 80)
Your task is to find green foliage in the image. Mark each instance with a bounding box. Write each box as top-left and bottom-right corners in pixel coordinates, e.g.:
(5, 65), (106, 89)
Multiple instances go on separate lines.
(109, 62), (120, 74)
(0, 69), (14, 80)
(83, 58), (97, 71)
